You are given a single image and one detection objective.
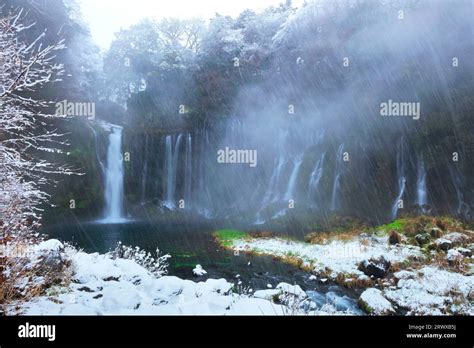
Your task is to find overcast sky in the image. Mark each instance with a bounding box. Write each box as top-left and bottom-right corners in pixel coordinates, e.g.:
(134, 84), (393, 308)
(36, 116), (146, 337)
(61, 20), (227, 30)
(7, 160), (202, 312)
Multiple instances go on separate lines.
(78, 0), (305, 49)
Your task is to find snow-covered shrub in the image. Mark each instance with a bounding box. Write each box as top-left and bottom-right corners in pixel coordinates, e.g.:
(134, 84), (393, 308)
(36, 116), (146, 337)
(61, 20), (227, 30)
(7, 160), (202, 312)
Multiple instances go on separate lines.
(0, 9), (72, 311)
(232, 279), (253, 296)
(0, 239), (73, 314)
(0, 9), (71, 241)
(109, 242), (171, 278)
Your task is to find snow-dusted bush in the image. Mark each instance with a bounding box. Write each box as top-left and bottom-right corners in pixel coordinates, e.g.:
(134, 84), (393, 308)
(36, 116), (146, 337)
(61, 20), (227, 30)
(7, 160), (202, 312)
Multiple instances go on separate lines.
(109, 242), (171, 278)
(0, 239), (73, 314)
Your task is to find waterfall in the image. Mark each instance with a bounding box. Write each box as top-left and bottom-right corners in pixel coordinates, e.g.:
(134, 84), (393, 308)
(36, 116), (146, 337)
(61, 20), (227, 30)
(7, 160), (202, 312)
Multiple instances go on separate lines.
(391, 137), (407, 220)
(449, 165), (469, 216)
(163, 134), (182, 209)
(284, 155), (304, 201)
(101, 125), (126, 223)
(164, 135), (174, 208)
(198, 128), (213, 217)
(140, 134), (149, 204)
(308, 152), (326, 205)
(184, 132), (192, 209)
(196, 129), (206, 215)
(171, 133), (183, 204)
(265, 131), (290, 204)
(255, 154), (286, 224)
(330, 144), (345, 211)
(416, 157), (428, 212)
(260, 156), (285, 208)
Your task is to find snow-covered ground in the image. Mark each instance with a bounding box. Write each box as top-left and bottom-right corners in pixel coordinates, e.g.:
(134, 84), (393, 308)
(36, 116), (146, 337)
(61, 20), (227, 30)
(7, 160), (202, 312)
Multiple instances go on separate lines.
(13, 240), (356, 315)
(226, 234), (474, 315)
(232, 235), (423, 278)
(11, 234), (474, 316)
(384, 267), (474, 315)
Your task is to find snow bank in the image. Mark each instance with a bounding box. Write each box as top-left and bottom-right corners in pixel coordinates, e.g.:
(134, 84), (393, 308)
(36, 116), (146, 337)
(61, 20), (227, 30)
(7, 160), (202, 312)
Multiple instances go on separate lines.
(228, 234), (473, 316)
(384, 267), (474, 315)
(34, 239), (64, 253)
(276, 283), (307, 298)
(17, 241), (351, 316)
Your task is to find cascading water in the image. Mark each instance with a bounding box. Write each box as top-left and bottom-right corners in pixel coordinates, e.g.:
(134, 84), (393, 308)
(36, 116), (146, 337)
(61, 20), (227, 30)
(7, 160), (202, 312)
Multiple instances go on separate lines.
(195, 127), (213, 218)
(448, 165), (469, 217)
(101, 125), (126, 223)
(416, 157), (428, 212)
(255, 154), (286, 224)
(308, 152), (326, 206)
(184, 132), (192, 209)
(261, 156), (285, 207)
(163, 134), (182, 209)
(263, 131), (290, 205)
(330, 144), (345, 211)
(171, 133), (183, 204)
(164, 135), (173, 208)
(284, 155), (304, 201)
(391, 137), (407, 220)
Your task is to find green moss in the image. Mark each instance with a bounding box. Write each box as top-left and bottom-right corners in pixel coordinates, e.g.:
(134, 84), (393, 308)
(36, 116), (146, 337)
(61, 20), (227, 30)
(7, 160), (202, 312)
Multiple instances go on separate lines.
(373, 218), (409, 233)
(358, 299), (374, 314)
(213, 229), (249, 248)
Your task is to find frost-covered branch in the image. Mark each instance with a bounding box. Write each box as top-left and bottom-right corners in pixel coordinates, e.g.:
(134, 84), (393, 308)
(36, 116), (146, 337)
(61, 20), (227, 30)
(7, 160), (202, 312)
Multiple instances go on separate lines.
(0, 9), (71, 240)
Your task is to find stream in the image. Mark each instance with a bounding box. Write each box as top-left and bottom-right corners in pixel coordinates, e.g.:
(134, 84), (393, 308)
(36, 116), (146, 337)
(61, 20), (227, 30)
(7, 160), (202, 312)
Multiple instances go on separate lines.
(42, 219), (364, 314)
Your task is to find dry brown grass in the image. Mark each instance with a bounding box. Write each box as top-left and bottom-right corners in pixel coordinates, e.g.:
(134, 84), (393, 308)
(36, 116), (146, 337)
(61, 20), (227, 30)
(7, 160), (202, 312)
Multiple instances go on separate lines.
(249, 231), (274, 239)
(401, 216), (465, 238)
(430, 251), (471, 274)
(333, 272), (375, 288)
(269, 254), (313, 272)
(305, 229), (361, 245)
(0, 241), (72, 315)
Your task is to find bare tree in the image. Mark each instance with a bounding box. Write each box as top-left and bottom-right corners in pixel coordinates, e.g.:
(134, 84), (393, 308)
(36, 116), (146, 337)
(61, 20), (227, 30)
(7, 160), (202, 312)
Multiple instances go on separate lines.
(182, 18), (205, 54)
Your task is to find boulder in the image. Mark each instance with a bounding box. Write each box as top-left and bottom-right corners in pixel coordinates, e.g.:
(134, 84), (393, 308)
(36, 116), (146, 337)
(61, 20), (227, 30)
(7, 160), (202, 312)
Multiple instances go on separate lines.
(359, 288), (395, 315)
(415, 233), (431, 246)
(429, 227), (443, 239)
(358, 256), (391, 279)
(393, 270), (416, 281)
(444, 232), (470, 246)
(447, 249), (464, 264)
(435, 238), (452, 251)
(455, 247), (472, 258)
(276, 283), (307, 298)
(388, 230), (402, 245)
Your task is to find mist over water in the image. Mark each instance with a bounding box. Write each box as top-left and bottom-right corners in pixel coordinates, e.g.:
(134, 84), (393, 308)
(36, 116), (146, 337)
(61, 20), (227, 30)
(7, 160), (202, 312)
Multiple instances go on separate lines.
(5, 0), (474, 324)
(68, 0), (473, 225)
